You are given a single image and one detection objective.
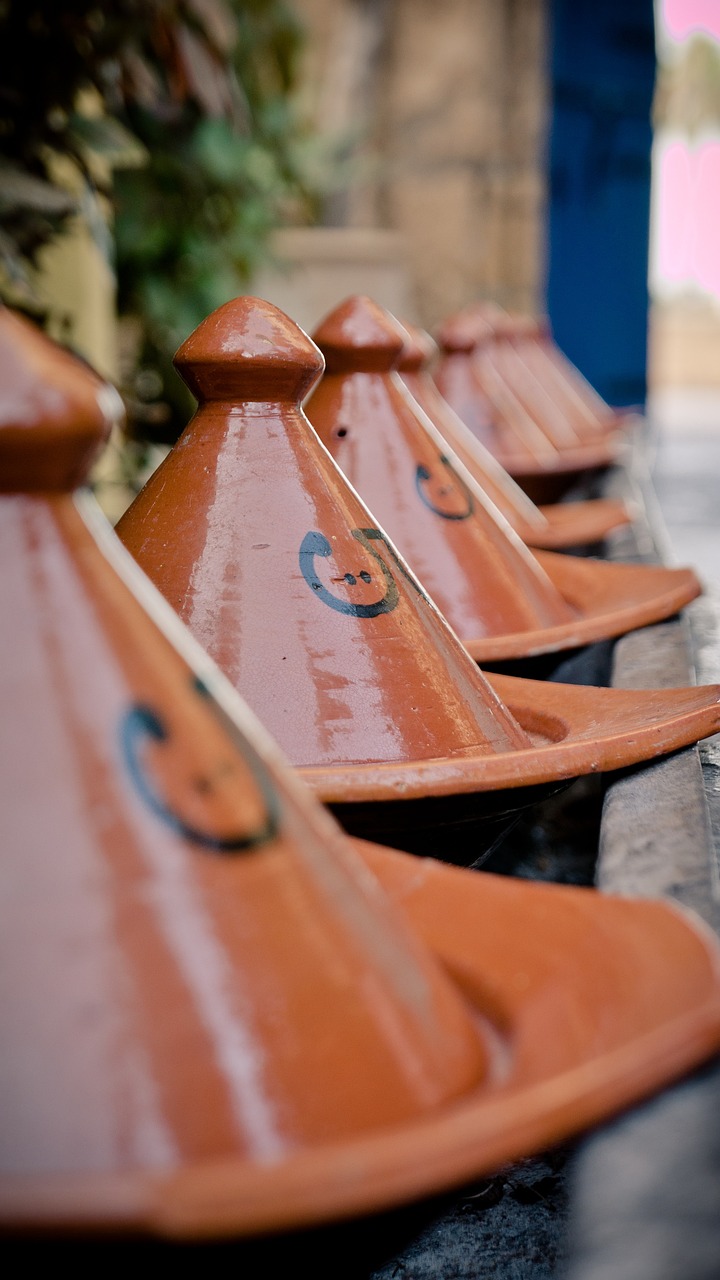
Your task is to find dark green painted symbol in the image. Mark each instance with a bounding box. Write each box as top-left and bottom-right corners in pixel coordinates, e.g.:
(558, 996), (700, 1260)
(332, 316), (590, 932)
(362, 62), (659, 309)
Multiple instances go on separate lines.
(299, 527), (401, 617)
(121, 678), (280, 854)
(415, 453), (474, 520)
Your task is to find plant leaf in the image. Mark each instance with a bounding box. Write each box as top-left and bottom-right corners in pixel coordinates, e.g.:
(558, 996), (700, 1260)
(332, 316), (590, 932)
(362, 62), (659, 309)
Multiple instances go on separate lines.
(68, 113), (148, 169)
(0, 164), (77, 217)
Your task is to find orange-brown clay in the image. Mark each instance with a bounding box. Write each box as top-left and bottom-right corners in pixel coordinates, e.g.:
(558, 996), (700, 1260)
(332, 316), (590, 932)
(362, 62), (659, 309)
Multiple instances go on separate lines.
(526, 312), (626, 434)
(398, 322), (631, 549)
(0, 305), (490, 1192)
(114, 294), (720, 821)
(117, 298), (535, 772)
(434, 307), (622, 501)
(7, 840), (720, 1236)
(116, 298), (717, 783)
(490, 308), (616, 448)
(439, 302), (619, 442)
(5, 307), (720, 1237)
(307, 296), (700, 662)
(0, 304), (121, 490)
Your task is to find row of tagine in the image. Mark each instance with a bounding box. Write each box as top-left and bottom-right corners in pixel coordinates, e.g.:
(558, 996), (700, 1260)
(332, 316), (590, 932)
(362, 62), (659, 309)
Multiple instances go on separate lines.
(2, 296), (720, 1241)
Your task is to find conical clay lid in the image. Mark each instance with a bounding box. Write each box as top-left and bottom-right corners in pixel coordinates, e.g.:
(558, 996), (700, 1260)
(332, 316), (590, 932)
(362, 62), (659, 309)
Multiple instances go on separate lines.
(0, 306), (489, 1188)
(117, 296), (540, 785)
(434, 308), (621, 488)
(6, 309), (720, 1241)
(307, 296), (700, 661)
(525, 312), (623, 434)
(117, 296), (720, 797)
(307, 298), (582, 641)
(432, 309), (560, 469)
(398, 323), (630, 549)
(476, 308), (589, 450)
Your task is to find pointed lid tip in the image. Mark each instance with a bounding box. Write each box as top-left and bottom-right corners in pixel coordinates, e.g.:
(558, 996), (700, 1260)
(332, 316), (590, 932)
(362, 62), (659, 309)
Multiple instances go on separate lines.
(0, 305), (122, 493)
(173, 296), (325, 403)
(435, 309), (494, 354)
(312, 295), (406, 372)
(398, 321), (438, 372)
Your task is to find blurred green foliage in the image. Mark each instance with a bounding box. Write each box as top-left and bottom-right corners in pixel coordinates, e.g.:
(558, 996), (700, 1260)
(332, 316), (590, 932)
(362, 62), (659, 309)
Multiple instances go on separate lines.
(114, 1), (324, 438)
(0, 1), (327, 440)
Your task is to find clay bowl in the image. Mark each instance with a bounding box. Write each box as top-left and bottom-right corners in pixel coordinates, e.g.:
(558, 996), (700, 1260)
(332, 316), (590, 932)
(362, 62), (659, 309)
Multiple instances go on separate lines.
(115, 298), (720, 863)
(398, 322), (631, 550)
(6, 307), (720, 1238)
(433, 310), (623, 502)
(306, 295), (700, 666)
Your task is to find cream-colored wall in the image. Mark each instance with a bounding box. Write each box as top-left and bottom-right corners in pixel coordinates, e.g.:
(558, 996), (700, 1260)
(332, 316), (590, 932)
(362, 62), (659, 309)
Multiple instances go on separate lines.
(649, 299), (720, 390)
(292, 0), (549, 329)
(35, 211), (118, 382)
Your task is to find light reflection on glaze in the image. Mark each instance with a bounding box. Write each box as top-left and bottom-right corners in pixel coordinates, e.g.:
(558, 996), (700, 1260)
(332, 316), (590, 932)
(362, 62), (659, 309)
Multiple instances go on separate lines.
(1, 504), (180, 1170)
(311, 371), (576, 640)
(5, 502), (286, 1166)
(117, 297), (536, 770)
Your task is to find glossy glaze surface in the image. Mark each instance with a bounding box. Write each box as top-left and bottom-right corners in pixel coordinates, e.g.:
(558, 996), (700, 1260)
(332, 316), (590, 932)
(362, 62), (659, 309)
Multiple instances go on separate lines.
(308, 296), (700, 659)
(434, 309), (621, 482)
(398, 324), (629, 549)
(118, 297), (536, 774)
(481, 310), (587, 449)
(433, 315), (555, 467)
(117, 296), (716, 799)
(7, 309), (720, 1241)
(527, 314), (621, 433)
(398, 323), (548, 532)
(436, 304), (599, 443)
(0, 306), (122, 489)
(307, 298), (580, 645)
(0, 309), (490, 1178)
(6, 842), (720, 1235)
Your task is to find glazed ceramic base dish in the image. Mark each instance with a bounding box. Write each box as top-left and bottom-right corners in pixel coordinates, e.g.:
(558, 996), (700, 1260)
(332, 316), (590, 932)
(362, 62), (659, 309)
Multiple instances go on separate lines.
(523, 497), (631, 550)
(464, 553), (701, 663)
(493, 436), (622, 486)
(4, 841), (720, 1238)
(297, 671), (720, 803)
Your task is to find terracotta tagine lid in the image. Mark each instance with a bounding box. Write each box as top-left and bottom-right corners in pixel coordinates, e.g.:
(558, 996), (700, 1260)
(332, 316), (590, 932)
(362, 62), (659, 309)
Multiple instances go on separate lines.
(7, 307), (720, 1237)
(525, 311), (625, 434)
(434, 308), (622, 502)
(113, 295), (720, 849)
(398, 322), (631, 550)
(431, 309), (560, 468)
(115, 296), (712, 804)
(116, 297), (534, 773)
(0, 304), (485, 1209)
(437, 301), (613, 442)
(481, 308), (596, 449)
(307, 295), (701, 663)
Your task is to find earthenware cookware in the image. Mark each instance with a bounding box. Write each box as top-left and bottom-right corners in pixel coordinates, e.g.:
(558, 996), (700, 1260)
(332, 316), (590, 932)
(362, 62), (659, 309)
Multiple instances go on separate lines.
(476, 308), (590, 450)
(437, 301), (622, 443)
(525, 311), (630, 434)
(434, 309), (622, 502)
(116, 298), (720, 859)
(398, 321), (631, 550)
(6, 305), (720, 1237)
(307, 295), (699, 664)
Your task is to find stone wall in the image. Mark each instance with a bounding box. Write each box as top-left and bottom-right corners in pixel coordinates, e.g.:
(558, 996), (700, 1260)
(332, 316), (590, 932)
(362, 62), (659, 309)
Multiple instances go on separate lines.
(293, 0), (549, 328)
